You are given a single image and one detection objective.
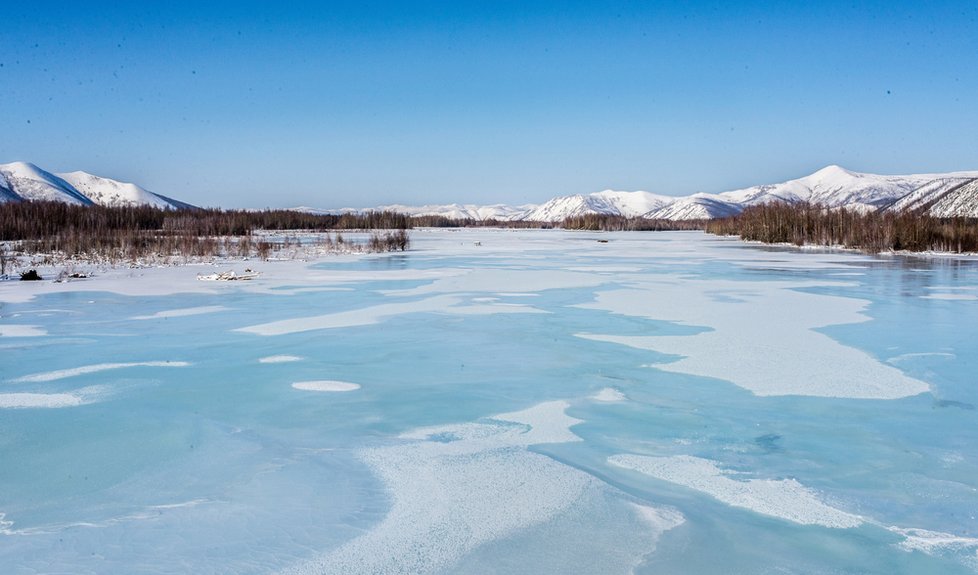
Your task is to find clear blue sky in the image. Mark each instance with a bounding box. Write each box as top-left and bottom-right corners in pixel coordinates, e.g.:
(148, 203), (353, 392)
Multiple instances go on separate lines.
(2, 1), (976, 208)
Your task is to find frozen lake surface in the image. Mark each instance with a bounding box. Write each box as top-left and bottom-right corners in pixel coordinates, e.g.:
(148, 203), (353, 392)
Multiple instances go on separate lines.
(2, 229), (978, 574)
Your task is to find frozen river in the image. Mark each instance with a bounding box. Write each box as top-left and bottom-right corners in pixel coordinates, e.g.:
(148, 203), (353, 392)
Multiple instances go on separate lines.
(2, 229), (978, 574)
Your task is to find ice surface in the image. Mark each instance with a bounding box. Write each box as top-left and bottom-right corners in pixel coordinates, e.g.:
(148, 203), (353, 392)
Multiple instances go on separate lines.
(3, 229), (977, 574)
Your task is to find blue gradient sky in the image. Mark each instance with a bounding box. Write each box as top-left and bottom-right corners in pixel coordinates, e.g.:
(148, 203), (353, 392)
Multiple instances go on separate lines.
(2, 1), (976, 208)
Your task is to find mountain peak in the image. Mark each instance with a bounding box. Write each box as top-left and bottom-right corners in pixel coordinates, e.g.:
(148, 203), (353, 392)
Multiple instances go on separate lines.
(810, 165), (859, 179)
(1, 161), (47, 177)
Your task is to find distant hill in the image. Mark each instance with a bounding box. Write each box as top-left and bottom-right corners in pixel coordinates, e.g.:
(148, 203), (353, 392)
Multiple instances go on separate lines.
(0, 162), (195, 209)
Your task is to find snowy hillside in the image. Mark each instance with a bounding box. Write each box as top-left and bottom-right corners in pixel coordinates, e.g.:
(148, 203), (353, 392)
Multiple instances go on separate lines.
(644, 195), (740, 220)
(0, 162), (93, 205)
(0, 162), (194, 209)
(588, 190), (674, 217)
(59, 171), (194, 209)
(926, 179), (978, 218)
(375, 203), (533, 221)
(636, 166), (978, 221)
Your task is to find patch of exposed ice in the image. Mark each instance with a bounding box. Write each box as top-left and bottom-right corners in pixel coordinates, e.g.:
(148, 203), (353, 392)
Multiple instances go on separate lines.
(12, 361), (191, 383)
(292, 381), (360, 392)
(0, 325), (47, 337)
(608, 454), (864, 528)
(130, 305), (229, 320)
(592, 387), (627, 402)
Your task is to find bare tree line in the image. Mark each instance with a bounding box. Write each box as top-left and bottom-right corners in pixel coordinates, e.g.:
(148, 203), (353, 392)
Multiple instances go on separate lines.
(706, 202), (978, 253)
(0, 202), (410, 264)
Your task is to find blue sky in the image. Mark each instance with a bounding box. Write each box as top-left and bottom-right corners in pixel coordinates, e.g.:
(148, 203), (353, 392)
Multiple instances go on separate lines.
(2, 1), (976, 208)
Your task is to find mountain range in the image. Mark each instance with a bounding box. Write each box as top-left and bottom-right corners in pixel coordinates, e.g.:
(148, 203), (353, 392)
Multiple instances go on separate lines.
(4, 161), (978, 220)
(325, 165), (978, 221)
(0, 162), (194, 209)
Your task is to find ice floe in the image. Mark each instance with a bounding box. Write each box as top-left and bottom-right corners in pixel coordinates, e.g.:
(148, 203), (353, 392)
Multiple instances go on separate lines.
(0, 392), (87, 409)
(576, 277), (930, 399)
(0, 385), (108, 409)
(237, 294), (544, 336)
(921, 293), (978, 301)
(259, 355), (304, 363)
(591, 387), (627, 402)
(0, 325), (47, 337)
(888, 526), (978, 556)
(292, 381), (361, 392)
(130, 305), (229, 320)
(609, 453), (863, 528)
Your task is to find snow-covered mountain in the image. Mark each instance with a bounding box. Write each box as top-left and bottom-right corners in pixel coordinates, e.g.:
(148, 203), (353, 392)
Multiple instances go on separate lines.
(58, 171), (195, 209)
(643, 194), (740, 220)
(712, 165), (934, 214)
(0, 162), (194, 209)
(523, 190), (673, 221)
(0, 162), (94, 205)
